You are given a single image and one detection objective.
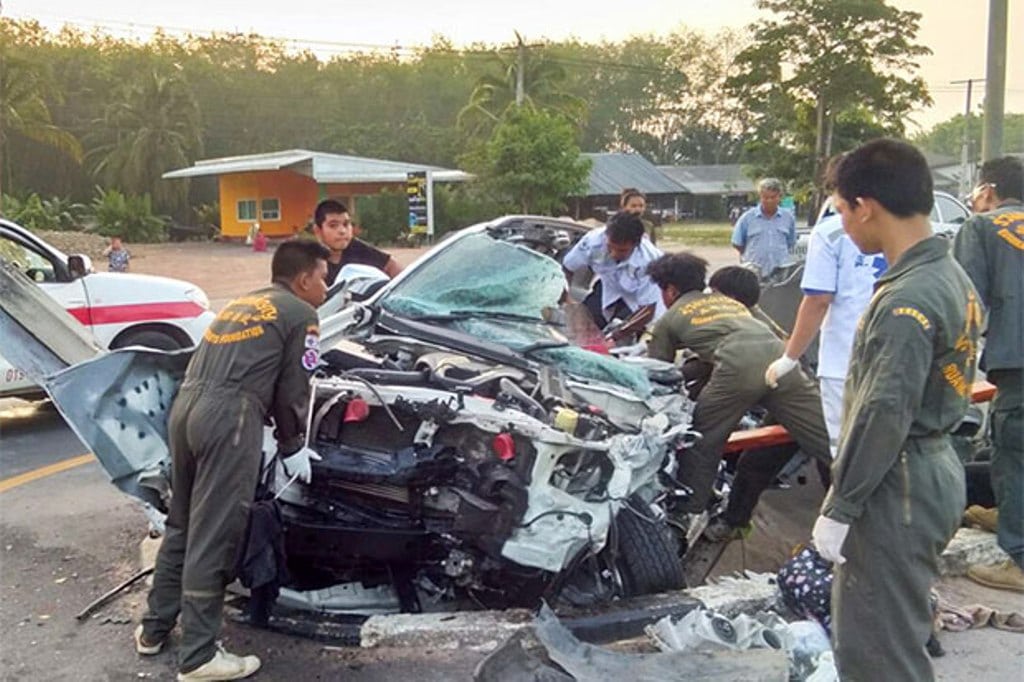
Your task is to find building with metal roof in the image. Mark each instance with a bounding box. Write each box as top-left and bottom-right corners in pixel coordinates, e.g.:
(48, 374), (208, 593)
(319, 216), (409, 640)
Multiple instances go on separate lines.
(569, 153), (685, 220)
(657, 164), (752, 196)
(163, 149), (468, 239)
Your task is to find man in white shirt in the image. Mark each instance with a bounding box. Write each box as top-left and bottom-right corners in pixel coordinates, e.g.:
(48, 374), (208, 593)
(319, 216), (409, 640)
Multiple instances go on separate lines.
(563, 211), (664, 328)
(764, 213), (887, 455)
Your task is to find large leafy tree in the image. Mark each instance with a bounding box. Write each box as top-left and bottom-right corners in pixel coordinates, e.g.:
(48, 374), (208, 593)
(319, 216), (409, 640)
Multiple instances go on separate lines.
(620, 29), (747, 164)
(462, 108), (591, 214)
(0, 21), (82, 208)
(87, 69), (203, 215)
(914, 113), (1024, 157)
(457, 40), (586, 139)
(727, 0), (932, 203)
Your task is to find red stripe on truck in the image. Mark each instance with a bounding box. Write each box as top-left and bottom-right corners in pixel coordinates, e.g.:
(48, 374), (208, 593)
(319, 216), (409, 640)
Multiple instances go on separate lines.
(66, 301), (206, 326)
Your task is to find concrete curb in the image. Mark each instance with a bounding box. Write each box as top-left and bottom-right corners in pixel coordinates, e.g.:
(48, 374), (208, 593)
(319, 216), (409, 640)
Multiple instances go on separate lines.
(360, 608), (534, 651)
(359, 581), (774, 650)
(359, 528), (1008, 649)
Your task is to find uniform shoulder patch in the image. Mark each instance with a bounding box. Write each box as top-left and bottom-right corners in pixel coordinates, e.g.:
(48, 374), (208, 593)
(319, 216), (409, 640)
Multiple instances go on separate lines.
(302, 348), (320, 371)
(891, 306), (931, 330)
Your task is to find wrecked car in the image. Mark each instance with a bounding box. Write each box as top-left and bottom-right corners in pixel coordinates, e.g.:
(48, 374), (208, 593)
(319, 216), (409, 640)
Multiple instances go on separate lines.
(34, 216), (701, 614)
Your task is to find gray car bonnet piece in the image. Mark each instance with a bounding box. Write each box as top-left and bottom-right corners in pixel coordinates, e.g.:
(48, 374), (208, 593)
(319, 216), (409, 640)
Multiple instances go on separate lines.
(524, 604), (789, 681)
(44, 347), (191, 510)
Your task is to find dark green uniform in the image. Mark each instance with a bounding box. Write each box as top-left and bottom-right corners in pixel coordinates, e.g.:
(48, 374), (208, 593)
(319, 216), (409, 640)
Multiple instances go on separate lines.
(822, 237), (982, 682)
(648, 291), (830, 513)
(953, 201), (1024, 568)
(141, 283), (319, 674)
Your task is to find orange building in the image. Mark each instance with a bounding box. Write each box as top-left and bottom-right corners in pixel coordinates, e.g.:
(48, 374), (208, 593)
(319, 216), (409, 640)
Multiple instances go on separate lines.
(163, 149), (468, 239)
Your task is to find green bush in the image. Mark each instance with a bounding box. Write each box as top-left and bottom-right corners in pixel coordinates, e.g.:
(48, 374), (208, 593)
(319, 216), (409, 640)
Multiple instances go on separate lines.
(434, 184), (514, 236)
(90, 188), (168, 242)
(1, 193), (88, 231)
(354, 191), (408, 244)
(193, 201), (221, 238)
(354, 184), (514, 246)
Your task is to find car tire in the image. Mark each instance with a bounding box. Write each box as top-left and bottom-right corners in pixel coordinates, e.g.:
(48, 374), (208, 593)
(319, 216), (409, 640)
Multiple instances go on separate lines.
(613, 501), (686, 596)
(112, 329), (185, 351)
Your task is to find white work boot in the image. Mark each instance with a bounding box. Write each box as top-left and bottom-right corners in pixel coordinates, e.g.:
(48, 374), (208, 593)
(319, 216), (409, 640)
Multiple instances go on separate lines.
(134, 624), (164, 655)
(177, 645), (261, 681)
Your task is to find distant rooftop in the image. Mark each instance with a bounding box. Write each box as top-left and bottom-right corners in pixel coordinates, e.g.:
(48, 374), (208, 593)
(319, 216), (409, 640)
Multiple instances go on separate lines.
(163, 149), (470, 183)
(657, 164), (752, 195)
(579, 153), (685, 197)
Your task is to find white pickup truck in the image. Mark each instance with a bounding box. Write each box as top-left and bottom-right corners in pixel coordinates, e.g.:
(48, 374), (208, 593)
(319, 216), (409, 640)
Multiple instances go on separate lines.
(0, 218), (215, 398)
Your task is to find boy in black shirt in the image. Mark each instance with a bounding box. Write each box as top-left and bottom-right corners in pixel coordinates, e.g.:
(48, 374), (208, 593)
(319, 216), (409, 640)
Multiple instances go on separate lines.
(313, 198), (403, 284)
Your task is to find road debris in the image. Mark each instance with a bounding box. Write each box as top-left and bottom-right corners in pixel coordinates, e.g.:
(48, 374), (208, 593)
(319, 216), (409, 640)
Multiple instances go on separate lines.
(74, 566), (153, 621)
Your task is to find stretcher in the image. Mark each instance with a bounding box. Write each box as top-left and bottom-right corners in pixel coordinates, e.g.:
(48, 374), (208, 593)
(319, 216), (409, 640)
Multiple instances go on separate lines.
(722, 380), (996, 454)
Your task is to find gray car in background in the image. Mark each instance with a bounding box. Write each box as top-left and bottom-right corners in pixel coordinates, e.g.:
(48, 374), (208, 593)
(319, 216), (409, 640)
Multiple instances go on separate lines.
(793, 190), (970, 260)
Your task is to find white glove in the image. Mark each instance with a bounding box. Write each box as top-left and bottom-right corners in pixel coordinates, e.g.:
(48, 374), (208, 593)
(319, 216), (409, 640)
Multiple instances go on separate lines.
(812, 515), (850, 565)
(765, 354), (799, 388)
(281, 446), (322, 485)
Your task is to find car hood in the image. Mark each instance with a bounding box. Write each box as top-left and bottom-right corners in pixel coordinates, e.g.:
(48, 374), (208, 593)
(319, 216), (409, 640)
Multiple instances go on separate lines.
(81, 272), (210, 307)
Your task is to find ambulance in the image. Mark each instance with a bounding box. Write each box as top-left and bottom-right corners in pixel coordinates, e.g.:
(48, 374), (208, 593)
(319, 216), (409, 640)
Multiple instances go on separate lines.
(0, 218), (215, 398)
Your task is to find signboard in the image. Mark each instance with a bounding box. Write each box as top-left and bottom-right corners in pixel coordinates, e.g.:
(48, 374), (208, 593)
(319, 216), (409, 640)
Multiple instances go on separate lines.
(407, 172), (430, 235)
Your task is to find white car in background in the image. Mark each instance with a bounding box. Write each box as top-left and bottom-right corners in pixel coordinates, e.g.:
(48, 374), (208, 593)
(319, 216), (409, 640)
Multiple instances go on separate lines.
(793, 190), (971, 259)
(0, 218), (215, 398)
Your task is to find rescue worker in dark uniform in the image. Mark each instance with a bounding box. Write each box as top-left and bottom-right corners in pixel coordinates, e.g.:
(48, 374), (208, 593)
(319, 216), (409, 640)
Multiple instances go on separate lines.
(702, 265), (828, 540)
(953, 155), (1024, 591)
(645, 253), (831, 526)
(812, 139), (982, 681)
(134, 240), (330, 681)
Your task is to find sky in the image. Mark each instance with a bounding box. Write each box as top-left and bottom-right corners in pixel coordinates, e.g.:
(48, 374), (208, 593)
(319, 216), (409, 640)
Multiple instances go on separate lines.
(4, 0), (1021, 133)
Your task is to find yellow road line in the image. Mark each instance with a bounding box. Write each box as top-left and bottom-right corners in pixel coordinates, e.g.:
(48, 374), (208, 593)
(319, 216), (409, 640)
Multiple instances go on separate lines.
(0, 453), (95, 494)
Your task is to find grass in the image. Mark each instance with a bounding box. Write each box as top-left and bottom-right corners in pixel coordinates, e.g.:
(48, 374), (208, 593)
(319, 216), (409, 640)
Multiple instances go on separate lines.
(655, 221), (734, 247)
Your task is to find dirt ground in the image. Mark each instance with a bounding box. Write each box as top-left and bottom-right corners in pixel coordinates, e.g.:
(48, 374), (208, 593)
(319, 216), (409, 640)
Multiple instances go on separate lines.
(127, 240), (739, 310)
(126, 241), (432, 310)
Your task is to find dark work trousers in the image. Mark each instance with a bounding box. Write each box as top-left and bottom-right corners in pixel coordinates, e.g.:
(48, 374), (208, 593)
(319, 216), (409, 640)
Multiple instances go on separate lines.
(832, 437), (964, 682)
(582, 280), (633, 330)
(677, 355), (831, 514)
(990, 368), (1024, 568)
(725, 425), (831, 528)
(724, 442), (799, 527)
(141, 384), (264, 673)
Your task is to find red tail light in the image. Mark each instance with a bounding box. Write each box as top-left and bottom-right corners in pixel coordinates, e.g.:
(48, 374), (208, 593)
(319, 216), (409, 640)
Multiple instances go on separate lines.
(492, 433), (516, 461)
(343, 397), (370, 423)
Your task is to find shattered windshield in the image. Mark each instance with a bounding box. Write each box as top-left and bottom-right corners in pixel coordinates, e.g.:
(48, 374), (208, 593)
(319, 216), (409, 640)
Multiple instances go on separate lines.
(383, 233), (564, 319)
(380, 233), (651, 396)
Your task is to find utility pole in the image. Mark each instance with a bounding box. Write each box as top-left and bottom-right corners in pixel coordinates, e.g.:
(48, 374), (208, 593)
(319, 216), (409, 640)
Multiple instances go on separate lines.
(982, 0), (1007, 160)
(514, 31), (525, 107)
(951, 78), (983, 195)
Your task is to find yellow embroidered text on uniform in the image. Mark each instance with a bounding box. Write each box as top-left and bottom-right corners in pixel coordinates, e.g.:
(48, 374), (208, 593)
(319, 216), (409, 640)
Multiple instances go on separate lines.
(942, 363), (970, 398)
(892, 306), (931, 330)
(994, 214), (1024, 250)
(692, 312), (750, 326)
(679, 295), (750, 326)
(204, 324), (266, 345)
(216, 295), (279, 323)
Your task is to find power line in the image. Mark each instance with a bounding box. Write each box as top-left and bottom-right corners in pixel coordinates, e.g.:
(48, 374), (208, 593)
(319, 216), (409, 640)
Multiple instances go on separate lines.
(5, 11), (526, 57)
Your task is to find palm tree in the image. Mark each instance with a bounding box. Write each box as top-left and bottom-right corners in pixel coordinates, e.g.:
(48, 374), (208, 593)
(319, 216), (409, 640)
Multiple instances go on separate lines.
(0, 48), (83, 210)
(87, 70), (203, 215)
(457, 44), (585, 138)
